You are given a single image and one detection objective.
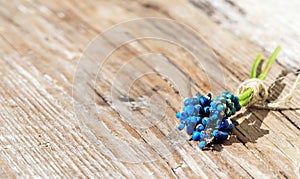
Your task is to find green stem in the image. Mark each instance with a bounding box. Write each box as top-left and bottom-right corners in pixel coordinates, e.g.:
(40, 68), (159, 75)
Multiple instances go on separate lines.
(238, 46), (281, 107)
(238, 88), (253, 100)
(238, 88), (253, 107)
(258, 46), (281, 80)
(250, 54), (262, 78)
(239, 96), (252, 106)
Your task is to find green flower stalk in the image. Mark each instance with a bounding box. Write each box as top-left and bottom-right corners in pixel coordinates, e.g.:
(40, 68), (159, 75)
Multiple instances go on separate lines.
(238, 46), (281, 106)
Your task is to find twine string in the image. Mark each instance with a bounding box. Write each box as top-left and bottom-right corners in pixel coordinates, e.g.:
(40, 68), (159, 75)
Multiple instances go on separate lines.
(237, 78), (268, 107)
(237, 72), (300, 109)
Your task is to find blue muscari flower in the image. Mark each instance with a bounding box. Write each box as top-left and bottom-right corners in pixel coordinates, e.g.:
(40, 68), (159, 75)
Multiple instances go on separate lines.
(211, 114), (218, 120)
(186, 123), (195, 135)
(223, 91), (233, 99)
(235, 102), (241, 111)
(177, 91), (240, 149)
(220, 98), (226, 104)
(191, 97), (199, 105)
(229, 102), (234, 109)
(199, 96), (210, 106)
(196, 117), (201, 123)
(199, 131), (207, 139)
(180, 119), (186, 125)
(202, 117), (208, 126)
(209, 107), (215, 114)
(184, 105), (195, 116)
(206, 93), (212, 99)
(212, 130), (228, 140)
(184, 98), (193, 106)
(217, 104), (224, 111)
(194, 104), (202, 114)
(219, 132), (229, 140)
(183, 99), (189, 106)
(225, 108), (230, 116)
(226, 94), (234, 100)
(210, 101), (216, 108)
(203, 106), (210, 115)
(180, 112), (188, 119)
(192, 131), (201, 141)
(212, 130), (220, 138)
(189, 116), (198, 123)
(176, 112), (181, 118)
(233, 96), (239, 104)
(222, 91), (230, 96)
(218, 118), (234, 131)
(231, 108), (236, 115)
(178, 123), (185, 130)
(196, 124), (205, 131)
(233, 96), (241, 111)
(226, 99), (231, 105)
(196, 93), (202, 100)
(199, 141), (207, 149)
(226, 123), (234, 131)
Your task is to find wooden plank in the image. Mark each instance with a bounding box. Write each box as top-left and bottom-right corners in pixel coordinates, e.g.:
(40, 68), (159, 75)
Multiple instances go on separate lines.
(0, 0), (299, 178)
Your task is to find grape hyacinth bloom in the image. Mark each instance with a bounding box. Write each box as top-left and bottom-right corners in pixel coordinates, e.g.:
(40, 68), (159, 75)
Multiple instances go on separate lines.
(176, 92), (241, 149)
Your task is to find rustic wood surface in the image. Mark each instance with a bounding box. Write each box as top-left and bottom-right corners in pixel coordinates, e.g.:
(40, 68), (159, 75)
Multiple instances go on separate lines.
(0, 0), (300, 178)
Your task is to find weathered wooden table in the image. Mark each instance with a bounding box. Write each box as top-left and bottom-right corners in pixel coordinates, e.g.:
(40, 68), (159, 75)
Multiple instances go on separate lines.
(0, 0), (300, 178)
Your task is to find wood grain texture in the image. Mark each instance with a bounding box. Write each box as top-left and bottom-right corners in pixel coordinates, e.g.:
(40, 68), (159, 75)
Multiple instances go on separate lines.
(0, 0), (299, 178)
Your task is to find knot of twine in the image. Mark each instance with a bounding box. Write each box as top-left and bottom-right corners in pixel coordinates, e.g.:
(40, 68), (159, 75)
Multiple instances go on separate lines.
(237, 78), (268, 107)
(237, 74), (300, 109)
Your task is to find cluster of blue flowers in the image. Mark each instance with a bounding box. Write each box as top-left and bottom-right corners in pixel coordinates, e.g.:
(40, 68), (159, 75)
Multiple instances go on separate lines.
(176, 91), (241, 149)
